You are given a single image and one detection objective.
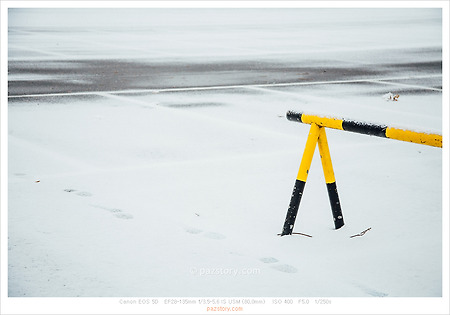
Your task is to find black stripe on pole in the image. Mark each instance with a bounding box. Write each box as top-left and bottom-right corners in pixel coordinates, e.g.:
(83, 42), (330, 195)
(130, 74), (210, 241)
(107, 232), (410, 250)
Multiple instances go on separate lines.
(341, 120), (387, 137)
(286, 111), (303, 123)
(326, 182), (344, 229)
(287, 111), (389, 138)
(281, 179), (306, 236)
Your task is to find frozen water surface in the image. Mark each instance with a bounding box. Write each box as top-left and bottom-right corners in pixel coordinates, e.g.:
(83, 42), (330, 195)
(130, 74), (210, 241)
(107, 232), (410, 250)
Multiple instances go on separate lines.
(5, 7), (445, 305)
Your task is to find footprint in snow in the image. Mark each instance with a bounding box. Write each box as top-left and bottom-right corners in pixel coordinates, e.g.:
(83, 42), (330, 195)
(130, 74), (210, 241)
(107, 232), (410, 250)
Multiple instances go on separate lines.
(203, 232), (226, 240)
(76, 191), (93, 197)
(259, 257), (298, 273)
(356, 284), (388, 297)
(259, 257), (279, 264)
(270, 264), (298, 273)
(185, 227), (203, 234)
(64, 189), (92, 197)
(90, 205), (133, 220)
(114, 213), (134, 220)
(185, 228), (226, 240)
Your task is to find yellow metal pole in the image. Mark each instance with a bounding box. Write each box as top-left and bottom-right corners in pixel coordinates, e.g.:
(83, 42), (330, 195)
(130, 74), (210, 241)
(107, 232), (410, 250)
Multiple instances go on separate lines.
(296, 123), (321, 182)
(281, 123), (320, 236)
(317, 127), (336, 184)
(317, 127), (344, 229)
(385, 127), (442, 147)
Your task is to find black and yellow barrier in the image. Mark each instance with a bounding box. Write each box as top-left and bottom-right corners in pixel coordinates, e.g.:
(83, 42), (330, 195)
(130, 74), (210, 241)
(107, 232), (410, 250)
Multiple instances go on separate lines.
(287, 111), (442, 148)
(281, 111), (442, 236)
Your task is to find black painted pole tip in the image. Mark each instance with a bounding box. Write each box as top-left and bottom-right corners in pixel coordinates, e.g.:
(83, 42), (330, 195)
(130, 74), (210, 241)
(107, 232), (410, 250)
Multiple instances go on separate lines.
(286, 111), (303, 122)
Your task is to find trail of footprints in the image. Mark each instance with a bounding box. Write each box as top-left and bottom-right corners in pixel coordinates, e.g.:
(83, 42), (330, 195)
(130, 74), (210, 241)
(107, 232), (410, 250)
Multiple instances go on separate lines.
(64, 188), (133, 220)
(61, 190), (384, 295)
(185, 226), (387, 295)
(61, 185), (386, 294)
(185, 227), (297, 273)
(64, 188), (92, 197)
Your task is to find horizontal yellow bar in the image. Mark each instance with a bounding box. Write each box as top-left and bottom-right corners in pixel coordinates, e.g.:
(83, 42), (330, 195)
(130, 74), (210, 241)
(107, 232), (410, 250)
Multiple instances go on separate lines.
(385, 127), (442, 148)
(300, 113), (344, 130)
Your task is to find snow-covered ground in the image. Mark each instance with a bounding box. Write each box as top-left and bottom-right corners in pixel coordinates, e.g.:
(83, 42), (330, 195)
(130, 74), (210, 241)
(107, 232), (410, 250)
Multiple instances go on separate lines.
(2, 5), (449, 315)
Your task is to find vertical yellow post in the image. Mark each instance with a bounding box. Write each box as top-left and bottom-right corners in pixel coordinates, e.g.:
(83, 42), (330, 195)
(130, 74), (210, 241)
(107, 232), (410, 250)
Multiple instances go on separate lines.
(296, 123), (321, 182)
(317, 127), (336, 184)
(317, 127), (344, 229)
(281, 123), (320, 236)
